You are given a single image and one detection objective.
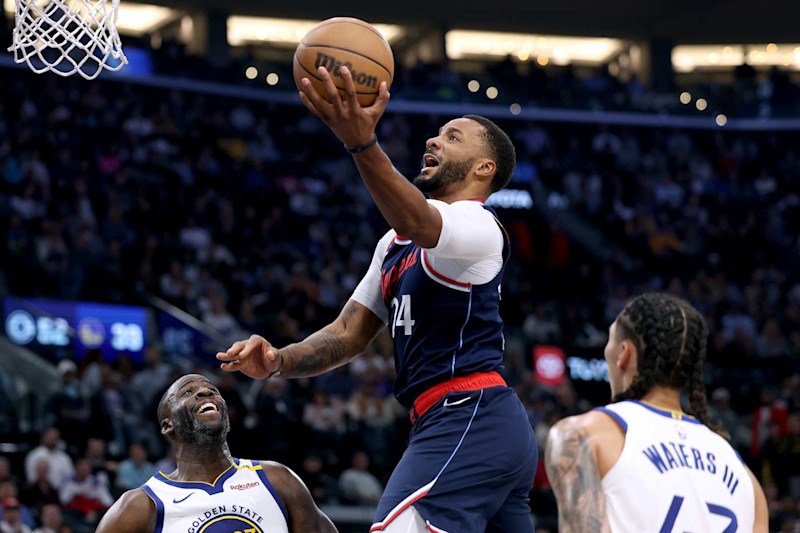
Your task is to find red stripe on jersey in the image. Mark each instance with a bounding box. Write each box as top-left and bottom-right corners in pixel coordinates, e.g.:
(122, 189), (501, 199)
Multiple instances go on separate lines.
(422, 252), (470, 288)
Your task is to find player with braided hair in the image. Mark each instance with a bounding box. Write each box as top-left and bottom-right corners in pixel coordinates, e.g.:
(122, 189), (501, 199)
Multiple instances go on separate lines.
(545, 293), (767, 532)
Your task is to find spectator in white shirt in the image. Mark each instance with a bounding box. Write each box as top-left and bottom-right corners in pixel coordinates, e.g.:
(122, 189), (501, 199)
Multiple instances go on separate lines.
(23, 429), (73, 489)
(59, 459), (112, 523)
(338, 451), (383, 505)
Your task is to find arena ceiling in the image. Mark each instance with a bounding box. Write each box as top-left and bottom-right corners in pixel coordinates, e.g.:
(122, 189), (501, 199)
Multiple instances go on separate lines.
(158, 0), (800, 44)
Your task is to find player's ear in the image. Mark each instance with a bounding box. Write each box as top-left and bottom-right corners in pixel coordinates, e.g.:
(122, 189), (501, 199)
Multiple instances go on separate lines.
(473, 158), (496, 181)
(618, 339), (636, 372)
(161, 417), (173, 437)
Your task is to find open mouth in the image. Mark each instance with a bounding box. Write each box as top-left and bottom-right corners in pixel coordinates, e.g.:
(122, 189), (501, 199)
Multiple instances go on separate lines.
(196, 402), (219, 415)
(421, 154), (439, 173)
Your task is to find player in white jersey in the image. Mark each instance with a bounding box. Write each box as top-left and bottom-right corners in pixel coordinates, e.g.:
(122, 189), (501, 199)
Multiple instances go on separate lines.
(545, 293), (768, 532)
(96, 374), (337, 533)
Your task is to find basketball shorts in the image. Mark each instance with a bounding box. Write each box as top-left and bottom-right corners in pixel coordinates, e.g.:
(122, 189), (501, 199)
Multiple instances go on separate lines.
(371, 385), (537, 533)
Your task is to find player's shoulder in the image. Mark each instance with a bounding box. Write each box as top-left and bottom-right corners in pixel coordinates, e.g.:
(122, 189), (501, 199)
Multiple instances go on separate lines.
(96, 488), (156, 533)
(257, 460), (307, 493)
(550, 410), (621, 443)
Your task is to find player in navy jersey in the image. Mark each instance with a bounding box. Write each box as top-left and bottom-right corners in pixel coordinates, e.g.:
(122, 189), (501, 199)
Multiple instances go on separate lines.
(218, 67), (537, 532)
(96, 374), (337, 533)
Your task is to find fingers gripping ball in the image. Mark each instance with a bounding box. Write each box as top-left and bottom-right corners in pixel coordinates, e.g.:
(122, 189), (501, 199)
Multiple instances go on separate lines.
(293, 17), (394, 107)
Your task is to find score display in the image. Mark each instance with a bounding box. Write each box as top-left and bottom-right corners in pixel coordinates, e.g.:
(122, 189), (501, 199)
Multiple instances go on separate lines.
(3, 297), (147, 363)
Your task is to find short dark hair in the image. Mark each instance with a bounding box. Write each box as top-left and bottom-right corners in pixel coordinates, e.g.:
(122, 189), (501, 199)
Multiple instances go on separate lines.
(613, 293), (728, 439)
(462, 115), (516, 193)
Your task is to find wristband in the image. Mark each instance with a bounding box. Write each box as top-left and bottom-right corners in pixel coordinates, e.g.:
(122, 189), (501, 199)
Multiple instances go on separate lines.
(267, 351), (284, 379)
(345, 136), (378, 154)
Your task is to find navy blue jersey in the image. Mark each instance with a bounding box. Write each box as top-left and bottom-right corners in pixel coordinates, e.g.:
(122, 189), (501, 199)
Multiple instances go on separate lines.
(378, 205), (510, 408)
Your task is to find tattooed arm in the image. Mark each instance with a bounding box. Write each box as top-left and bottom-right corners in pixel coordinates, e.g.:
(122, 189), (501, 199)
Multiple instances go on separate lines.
(217, 300), (384, 379)
(545, 415), (611, 533)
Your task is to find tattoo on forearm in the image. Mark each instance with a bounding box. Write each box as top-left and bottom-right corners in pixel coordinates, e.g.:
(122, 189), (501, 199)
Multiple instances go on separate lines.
(280, 331), (348, 378)
(545, 420), (609, 533)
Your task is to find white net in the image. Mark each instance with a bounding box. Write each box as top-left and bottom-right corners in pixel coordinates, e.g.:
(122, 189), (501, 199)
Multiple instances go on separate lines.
(9, 0), (127, 79)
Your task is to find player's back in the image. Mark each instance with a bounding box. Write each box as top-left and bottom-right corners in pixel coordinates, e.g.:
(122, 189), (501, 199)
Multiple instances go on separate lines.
(597, 400), (754, 533)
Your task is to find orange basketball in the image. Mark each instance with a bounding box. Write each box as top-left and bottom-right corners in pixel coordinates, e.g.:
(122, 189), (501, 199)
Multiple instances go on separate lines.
(293, 17), (394, 107)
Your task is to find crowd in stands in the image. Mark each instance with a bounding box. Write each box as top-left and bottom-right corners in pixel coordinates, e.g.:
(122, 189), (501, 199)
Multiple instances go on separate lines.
(0, 64), (799, 531)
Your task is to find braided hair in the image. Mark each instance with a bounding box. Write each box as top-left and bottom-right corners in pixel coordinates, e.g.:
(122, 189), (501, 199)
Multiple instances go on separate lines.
(612, 293), (729, 439)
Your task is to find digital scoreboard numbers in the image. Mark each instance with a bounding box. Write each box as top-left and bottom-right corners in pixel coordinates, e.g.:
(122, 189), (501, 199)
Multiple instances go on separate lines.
(3, 298), (147, 363)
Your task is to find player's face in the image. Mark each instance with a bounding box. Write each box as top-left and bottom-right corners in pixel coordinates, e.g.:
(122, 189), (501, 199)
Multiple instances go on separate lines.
(604, 321), (625, 397)
(414, 118), (484, 195)
(168, 375), (230, 445)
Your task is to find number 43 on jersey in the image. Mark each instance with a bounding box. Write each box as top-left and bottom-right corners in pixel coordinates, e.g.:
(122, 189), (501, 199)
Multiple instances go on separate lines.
(390, 295), (415, 338)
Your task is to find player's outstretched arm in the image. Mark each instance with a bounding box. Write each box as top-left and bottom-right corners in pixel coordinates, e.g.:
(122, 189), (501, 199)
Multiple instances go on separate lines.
(298, 66), (443, 248)
(96, 488), (156, 533)
(217, 300), (384, 379)
(545, 416), (611, 533)
(260, 461), (339, 533)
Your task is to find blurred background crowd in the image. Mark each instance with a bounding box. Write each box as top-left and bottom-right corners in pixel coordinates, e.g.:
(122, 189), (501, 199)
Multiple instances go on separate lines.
(0, 26), (800, 532)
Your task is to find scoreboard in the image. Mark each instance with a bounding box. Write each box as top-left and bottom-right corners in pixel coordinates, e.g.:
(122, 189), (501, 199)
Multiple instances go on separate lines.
(3, 297), (147, 363)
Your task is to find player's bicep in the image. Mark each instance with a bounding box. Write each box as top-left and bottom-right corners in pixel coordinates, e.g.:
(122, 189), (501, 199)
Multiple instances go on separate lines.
(545, 417), (610, 533)
(261, 462), (339, 533)
(96, 489), (156, 533)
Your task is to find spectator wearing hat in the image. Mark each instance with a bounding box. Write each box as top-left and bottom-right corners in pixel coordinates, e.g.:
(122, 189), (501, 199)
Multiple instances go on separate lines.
(0, 498), (32, 533)
(0, 485), (34, 530)
(31, 504), (61, 533)
(23, 429), (74, 489)
(45, 361), (89, 451)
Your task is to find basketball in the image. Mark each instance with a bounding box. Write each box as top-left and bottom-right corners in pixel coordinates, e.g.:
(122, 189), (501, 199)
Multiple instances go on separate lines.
(293, 17), (394, 107)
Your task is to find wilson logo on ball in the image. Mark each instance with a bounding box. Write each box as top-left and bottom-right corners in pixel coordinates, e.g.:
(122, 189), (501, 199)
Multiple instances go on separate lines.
(314, 53), (378, 89)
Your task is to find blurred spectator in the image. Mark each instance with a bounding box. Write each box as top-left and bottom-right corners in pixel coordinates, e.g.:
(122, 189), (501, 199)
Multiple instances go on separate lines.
(154, 449), (176, 475)
(0, 498), (31, 533)
(45, 362), (89, 451)
(59, 459), (113, 523)
(115, 444), (155, 491)
(0, 461), (18, 488)
(299, 454), (339, 505)
(0, 486), (33, 530)
(31, 504), (61, 533)
(20, 461), (59, 512)
(338, 451), (382, 505)
(24, 429), (74, 489)
(84, 439), (116, 489)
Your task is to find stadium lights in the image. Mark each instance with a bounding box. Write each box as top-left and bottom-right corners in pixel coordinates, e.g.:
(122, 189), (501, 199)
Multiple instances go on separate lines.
(510, 103), (522, 115)
(227, 17), (403, 46)
(680, 92), (692, 104)
(716, 114), (728, 126)
(486, 86), (499, 99)
(445, 30), (622, 64)
(468, 80), (480, 92)
(673, 44), (800, 72)
(696, 98), (708, 111)
(266, 73), (279, 85)
(245, 67), (258, 79)
(2, 0), (179, 35)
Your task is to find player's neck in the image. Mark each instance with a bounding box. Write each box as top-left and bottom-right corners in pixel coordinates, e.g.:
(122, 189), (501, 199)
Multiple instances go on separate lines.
(430, 190), (487, 204)
(171, 445), (232, 483)
(640, 385), (683, 413)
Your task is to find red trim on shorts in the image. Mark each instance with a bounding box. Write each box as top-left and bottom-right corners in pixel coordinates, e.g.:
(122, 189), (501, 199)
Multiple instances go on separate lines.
(369, 490), (430, 531)
(409, 371), (506, 424)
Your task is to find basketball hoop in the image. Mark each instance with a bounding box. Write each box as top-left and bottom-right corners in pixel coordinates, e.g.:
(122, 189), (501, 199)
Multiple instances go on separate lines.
(9, 0), (127, 79)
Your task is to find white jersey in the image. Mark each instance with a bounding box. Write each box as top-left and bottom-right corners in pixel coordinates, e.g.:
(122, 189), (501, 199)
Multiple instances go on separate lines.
(597, 400), (754, 533)
(141, 458), (289, 533)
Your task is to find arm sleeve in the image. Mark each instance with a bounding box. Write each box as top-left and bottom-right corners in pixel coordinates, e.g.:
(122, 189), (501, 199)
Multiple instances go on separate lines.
(424, 200), (503, 260)
(350, 231), (393, 324)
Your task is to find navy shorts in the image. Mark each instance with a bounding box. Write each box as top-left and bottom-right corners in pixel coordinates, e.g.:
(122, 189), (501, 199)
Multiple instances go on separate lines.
(371, 386), (537, 533)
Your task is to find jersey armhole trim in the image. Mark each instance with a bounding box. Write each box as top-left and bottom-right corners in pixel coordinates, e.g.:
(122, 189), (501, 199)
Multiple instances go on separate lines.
(593, 407), (628, 433)
(420, 250), (471, 292)
(140, 485), (165, 533)
(255, 467), (289, 523)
